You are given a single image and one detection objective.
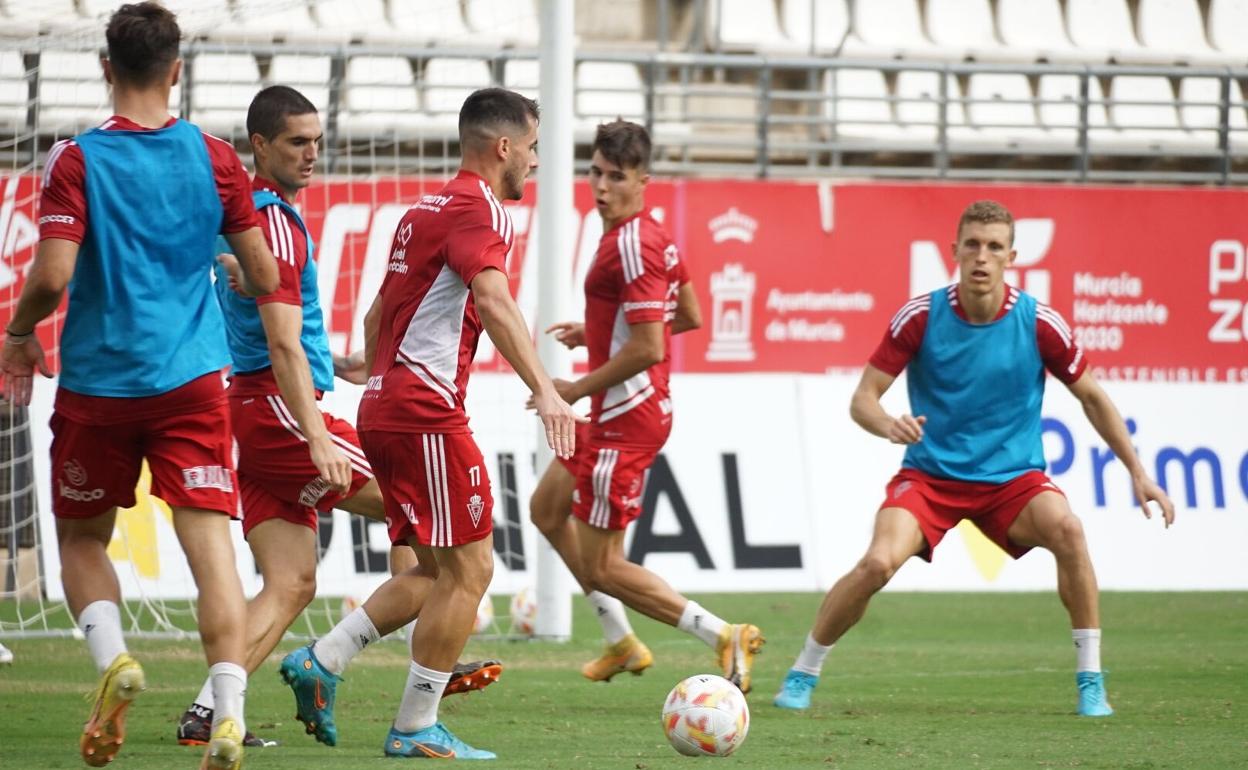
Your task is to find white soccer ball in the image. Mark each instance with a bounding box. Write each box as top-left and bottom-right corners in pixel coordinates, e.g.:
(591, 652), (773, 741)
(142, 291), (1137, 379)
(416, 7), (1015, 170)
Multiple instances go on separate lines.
(661, 674), (750, 757)
(339, 594), (361, 621)
(473, 592), (495, 634)
(508, 587), (537, 636)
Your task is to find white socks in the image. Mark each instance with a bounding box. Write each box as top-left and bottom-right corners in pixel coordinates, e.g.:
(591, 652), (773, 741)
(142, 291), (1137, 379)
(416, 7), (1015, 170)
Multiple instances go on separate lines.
(209, 662), (247, 734)
(793, 632), (834, 676)
(677, 600), (727, 649)
(1073, 628), (1102, 672)
(313, 606), (380, 676)
(78, 600), (126, 673)
(192, 676), (215, 710)
(393, 661), (450, 733)
(586, 591), (633, 645)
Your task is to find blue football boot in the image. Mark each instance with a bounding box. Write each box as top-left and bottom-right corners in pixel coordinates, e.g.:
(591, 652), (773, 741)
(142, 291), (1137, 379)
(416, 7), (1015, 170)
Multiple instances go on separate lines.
(383, 722), (496, 760)
(773, 668), (818, 710)
(278, 645), (341, 745)
(1076, 671), (1114, 717)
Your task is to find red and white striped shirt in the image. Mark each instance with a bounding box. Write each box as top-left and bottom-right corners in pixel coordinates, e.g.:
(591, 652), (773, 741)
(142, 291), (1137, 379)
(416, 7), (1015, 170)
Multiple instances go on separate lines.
(358, 170), (512, 434)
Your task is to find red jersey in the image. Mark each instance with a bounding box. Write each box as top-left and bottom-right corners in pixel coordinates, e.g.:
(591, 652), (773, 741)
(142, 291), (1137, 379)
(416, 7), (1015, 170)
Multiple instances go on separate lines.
(39, 116), (260, 244)
(584, 211), (681, 450)
(357, 170), (512, 434)
(227, 176), (312, 398)
(869, 284), (1088, 385)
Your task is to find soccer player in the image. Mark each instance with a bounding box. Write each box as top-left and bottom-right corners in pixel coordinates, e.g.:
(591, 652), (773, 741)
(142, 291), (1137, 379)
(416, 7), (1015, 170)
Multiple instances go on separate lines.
(175, 85), (500, 750)
(528, 119), (711, 683)
(772, 200), (1176, 716)
(531, 120), (764, 693)
(279, 88), (581, 759)
(0, 4), (279, 768)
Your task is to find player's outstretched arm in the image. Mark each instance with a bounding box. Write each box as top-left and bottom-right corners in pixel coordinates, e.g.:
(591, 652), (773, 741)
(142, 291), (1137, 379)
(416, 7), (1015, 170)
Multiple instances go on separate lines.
(0, 238), (76, 404)
(333, 350), (368, 385)
(558, 321), (664, 405)
(258, 302), (352, 493)
(1067, 371), (1175, 527)
(849, 364), (926, 444)
(472, 268), (585, 459)
(222, 227), (280, 297)
(671, 282), (702, 335)
(545, 321), (585, 350)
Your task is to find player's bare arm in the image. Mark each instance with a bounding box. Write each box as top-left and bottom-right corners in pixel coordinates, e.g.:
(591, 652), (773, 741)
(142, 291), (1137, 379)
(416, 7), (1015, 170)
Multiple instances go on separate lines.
(1066, 371), (1175, 527)
(258, 301), (352, 493)
(222, 227), (280, 297)
(559, 320), (664, 404)
(671, 283), (702, 335)
(849, 364), (926, 444)
(333, 350), (367, 385)
(546, 321), (585, 349)
(1, 238), (78, 403)
(362, 294), (383, 378)
(472, 267), (584, 458)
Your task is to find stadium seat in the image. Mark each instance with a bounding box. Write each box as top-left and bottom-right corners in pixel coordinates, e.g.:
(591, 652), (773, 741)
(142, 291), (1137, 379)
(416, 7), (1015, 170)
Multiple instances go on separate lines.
(1106, 74), (1211, 152)
(574, 0), (648, 46)
(341, 55), (424, 137)
(705, 0), (794, 53)
(781, 0), (892, 58)
(1178, 76), (1248, 151)
(420, 57), (493, 133)
(1064, 0), (1156, 64)
(575, 62), (646, 136)
(502, 58), (539, 100)
(36, 50), (108, 135)
(957, 72), (1071, 151)
(823, 67), (933, 150)
(1207, 0), (1248, 63)
(1136, 0), (1239, 65)
(216, 0), (325, 43)
(311, 0), (393, 44)
(0, 0), (82, 37)
(853, 0), (958, 60)
(0, 49), (27, 134)
(925, 0), (1036, 62)
(463, 0), (540, 47)
(388, 0), (474, 46)
(894, 70), (967, 134)
(995, 0), (1088, 63)
(189, 53), (261, 138)
(1036, 73), (1111, 146)
(268, 55), (333, 115)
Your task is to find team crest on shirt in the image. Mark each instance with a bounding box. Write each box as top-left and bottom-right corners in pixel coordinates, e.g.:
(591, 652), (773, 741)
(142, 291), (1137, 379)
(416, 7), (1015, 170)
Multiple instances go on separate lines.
(467, 494), (485, 528)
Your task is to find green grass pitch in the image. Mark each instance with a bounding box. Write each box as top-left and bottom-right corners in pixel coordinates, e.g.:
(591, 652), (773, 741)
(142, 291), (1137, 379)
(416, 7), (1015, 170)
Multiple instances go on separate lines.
(2, 592), (1246, 768)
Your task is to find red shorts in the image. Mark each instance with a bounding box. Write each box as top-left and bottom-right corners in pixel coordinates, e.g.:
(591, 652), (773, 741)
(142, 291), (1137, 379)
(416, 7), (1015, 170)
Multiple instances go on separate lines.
(359, 430), (493, 548)
(555, 422), (592, 475)
(571, 441), (658, 531)
(880, 468), (1064, 561)
(231, 394), (374, 537)
(50, 396), (236, 519)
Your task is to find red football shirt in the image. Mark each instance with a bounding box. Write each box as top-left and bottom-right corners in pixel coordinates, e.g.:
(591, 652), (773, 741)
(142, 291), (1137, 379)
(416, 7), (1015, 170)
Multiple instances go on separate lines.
(38, 116), (260, 244)
(583, 211), (682, 450)
(358, 170), (512, 434)
(869, 284), (1088, 385)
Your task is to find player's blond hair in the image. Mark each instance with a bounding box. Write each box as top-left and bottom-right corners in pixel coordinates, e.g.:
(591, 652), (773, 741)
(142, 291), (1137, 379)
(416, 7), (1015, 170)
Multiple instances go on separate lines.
(957, 200), (1014, 245)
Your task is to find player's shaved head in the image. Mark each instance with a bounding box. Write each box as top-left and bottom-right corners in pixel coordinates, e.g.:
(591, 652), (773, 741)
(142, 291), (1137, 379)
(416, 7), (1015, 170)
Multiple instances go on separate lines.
(459, 88), (540, 151)
(248, 85), (318, 141)
(957, 200), (1014, 245)
(592, 120), (651, 172)
(106, 2), (181, 87)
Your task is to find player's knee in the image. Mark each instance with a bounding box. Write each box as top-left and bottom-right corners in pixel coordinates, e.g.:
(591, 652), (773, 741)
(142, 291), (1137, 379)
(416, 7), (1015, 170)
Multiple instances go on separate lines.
(1048, 514), (1087, 555)
(855, 552), (898, 589)
(270, 570), (317, 610)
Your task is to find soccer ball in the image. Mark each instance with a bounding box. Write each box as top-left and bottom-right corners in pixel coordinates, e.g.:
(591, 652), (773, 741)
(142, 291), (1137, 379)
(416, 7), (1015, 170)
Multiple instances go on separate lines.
(509, 587), (538, 635)
(473, 592), (495, 634)
(661, 674), (750, 757)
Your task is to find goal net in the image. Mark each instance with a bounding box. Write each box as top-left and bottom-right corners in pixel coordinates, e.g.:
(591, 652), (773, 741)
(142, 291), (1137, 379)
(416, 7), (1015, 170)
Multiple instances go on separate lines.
(0, 0), (571, 641)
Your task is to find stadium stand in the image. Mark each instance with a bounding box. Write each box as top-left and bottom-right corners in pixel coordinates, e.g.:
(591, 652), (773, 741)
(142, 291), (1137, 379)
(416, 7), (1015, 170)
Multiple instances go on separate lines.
(0, 0), (1244, 182)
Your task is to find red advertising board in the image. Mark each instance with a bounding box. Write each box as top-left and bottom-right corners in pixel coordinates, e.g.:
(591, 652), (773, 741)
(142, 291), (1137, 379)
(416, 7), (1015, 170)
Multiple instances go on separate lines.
(4, 175), (1247, 380)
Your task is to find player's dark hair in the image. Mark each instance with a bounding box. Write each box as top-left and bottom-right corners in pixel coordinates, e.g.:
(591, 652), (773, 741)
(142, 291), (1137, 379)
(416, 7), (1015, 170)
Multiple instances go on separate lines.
(592, 119), (651, 172)
(247, 85), (318, 141)
(459, 88), (540, 149)
(105, 2), (181, 86)
(958, 200), (1015, 245)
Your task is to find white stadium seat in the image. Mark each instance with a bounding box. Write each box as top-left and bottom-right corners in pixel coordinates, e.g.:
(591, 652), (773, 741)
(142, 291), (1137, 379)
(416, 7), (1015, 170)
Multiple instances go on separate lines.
(782, 0), (893, 58)
(996, 0), (1088, 63)
(1178, 76), (1248, 151)
(217, 0), (325, 43)
(502, 58), (540, 101)
(957, 73), (1066, 150)
(190, 53), (261, 137)
(389, 0), (475, 46)
(1036, 73), (1110, 147)
(1, 0), (82, 36)
(463, 0), (540, 47)
(1107, 75), (1212, 152)
(575, 62), (646, 135)
(853, 0), (958, 60)
(894, 70), (967, 132)
(268, 55), (333, 115)
(1136, 0), (1239, 65)
(824, 68), (933, 149)
(1207, 0), (1248, 63)
(0, 50), (27, 133)
(706, 0), (794, 53)
(1065, 0), (1156, 64)
(421, 58), (492, 126)
(925, 0), (1035, 62)
(311, 0), (392, 44)
(36, 51), (108, 135)
(341, 55), (424, 136)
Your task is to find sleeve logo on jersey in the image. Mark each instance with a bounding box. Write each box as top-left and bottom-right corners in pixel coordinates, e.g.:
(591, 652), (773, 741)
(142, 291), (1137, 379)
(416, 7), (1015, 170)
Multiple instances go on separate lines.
(623, 301), (665, 312)
(182, 465), (234, 493)
(39, 214), (76, 226)
(467, 493), (485, 528)
(665, 243), (680, 270)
